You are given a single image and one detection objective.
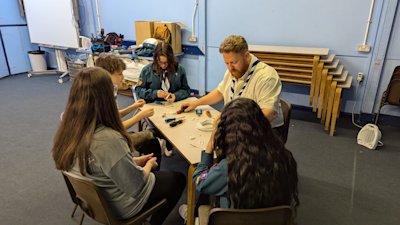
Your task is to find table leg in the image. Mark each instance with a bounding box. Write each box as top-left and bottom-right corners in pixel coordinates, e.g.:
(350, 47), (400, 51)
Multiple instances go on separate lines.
(309, 56), (320, 105)
(317, 68), (328, 118)
(330, 88), (342, 136)
(313, 62), (324, 112)
(324, 81), (337, 131)
(187, 164), (196, 225)
(321, 75), (333, 123)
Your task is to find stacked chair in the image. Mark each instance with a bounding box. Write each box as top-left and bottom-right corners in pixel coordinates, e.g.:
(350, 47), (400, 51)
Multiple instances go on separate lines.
(249, 45), (353, 136)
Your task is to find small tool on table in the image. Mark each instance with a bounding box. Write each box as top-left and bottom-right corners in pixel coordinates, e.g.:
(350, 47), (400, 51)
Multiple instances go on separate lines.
(195, 109), (203, 116)
(206, 110), (212, 118)
(164, 116), (184, 123)
(169, 119), (184, 127)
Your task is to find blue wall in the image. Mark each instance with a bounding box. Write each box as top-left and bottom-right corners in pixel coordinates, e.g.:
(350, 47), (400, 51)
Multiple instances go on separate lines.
(22, 0), (400, 117)
(373, 2), (400, 117)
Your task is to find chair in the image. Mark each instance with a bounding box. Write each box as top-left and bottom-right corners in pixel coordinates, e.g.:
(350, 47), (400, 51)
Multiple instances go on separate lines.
(375, 65), (400, 124)
(198, 205), (293, 225)
(279, 99), (292, 144)
(61, 173), (83, 220)
(62, 171), (167, 225)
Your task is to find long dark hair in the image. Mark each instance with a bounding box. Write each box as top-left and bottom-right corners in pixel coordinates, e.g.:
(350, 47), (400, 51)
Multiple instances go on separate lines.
(152, 41), (178, 77)
(214, 98), (299, 209)
(52, 67), (134, 174)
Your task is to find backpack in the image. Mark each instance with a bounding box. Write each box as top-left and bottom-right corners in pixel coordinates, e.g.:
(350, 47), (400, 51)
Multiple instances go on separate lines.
(153, 24), (171, 43)
(104, 32), (124, 46)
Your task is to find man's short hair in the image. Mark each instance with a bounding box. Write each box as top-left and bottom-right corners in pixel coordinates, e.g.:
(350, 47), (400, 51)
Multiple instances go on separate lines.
(219, 35), (248, 54)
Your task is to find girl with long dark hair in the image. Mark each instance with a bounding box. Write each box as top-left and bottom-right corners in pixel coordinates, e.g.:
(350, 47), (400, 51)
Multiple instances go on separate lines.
(135, 42), (191, 103)
(193, 97), (299, 209)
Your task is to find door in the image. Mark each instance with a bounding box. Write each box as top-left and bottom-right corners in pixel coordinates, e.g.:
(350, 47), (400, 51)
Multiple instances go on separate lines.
(0, 31), (10, 78)
(1, 26), (34, 74)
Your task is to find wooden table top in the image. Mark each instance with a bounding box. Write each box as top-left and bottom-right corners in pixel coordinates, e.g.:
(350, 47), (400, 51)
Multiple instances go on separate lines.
(141, 97), (220, 164)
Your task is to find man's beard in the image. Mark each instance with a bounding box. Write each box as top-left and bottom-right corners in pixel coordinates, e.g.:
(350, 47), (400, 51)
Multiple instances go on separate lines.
(230, 65), (248, 78)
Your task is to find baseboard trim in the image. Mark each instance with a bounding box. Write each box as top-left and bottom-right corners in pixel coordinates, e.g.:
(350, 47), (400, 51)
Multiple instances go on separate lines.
(291, 104), (400, 127)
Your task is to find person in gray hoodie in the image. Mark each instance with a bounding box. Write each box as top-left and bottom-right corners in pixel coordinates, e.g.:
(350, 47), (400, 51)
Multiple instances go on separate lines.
(52, 67), (185, 225)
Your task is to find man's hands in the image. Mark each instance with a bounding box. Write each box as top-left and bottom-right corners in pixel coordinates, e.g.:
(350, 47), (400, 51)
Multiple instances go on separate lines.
(181, 101), (198, 112)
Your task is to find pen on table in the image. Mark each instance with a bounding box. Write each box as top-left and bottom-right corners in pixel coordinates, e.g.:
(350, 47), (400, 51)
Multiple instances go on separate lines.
(164, 116), (185, 123)
(169, 119), (184, 127)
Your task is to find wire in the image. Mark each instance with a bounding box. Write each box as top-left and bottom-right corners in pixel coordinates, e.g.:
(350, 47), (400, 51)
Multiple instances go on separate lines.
(351, 79), (363, 129)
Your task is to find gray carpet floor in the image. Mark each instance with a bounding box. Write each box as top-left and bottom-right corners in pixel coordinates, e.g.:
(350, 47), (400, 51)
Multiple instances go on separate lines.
(0, 74), (399, 225)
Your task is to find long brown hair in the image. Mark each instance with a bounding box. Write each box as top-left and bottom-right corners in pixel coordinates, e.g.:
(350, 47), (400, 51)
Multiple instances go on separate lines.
(214, 98), (299, 209)
(52, 67), (133, 174)
(152, 42), (178, 77)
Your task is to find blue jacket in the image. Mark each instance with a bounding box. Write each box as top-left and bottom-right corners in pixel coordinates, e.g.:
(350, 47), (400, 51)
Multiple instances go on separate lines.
(193, 151), (230, 208)
(134, 63), (191, 102)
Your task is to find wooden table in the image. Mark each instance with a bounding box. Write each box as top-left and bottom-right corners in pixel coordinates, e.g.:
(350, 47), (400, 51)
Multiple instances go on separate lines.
(141, 97), (219, 225)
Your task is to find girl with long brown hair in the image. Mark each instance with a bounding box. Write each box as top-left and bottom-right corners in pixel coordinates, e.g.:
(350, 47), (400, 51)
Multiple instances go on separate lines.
(135, 42), (191, 103)
(52, 67), (185, 225)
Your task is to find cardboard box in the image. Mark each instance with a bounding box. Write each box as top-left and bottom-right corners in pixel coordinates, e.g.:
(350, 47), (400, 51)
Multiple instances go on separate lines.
(135, 21), (154, 45)
(154, 21), (182, 54)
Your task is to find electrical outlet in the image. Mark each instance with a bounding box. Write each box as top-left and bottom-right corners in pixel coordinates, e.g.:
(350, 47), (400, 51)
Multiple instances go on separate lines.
(357, 72), (364, 82)
(357, 44), (371, 52)
(188, 36), (197, 43)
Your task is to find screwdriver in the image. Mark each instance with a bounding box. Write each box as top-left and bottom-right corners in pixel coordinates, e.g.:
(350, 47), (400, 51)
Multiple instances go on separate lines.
(169, 119), (184, 127)
(164, 117), (184, 123)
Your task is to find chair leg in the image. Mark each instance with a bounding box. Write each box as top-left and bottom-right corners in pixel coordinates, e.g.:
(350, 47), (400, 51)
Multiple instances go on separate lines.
(71, 204), (78, 217)
(321, 75), (333, 123)
(79, 213), (85, 225)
